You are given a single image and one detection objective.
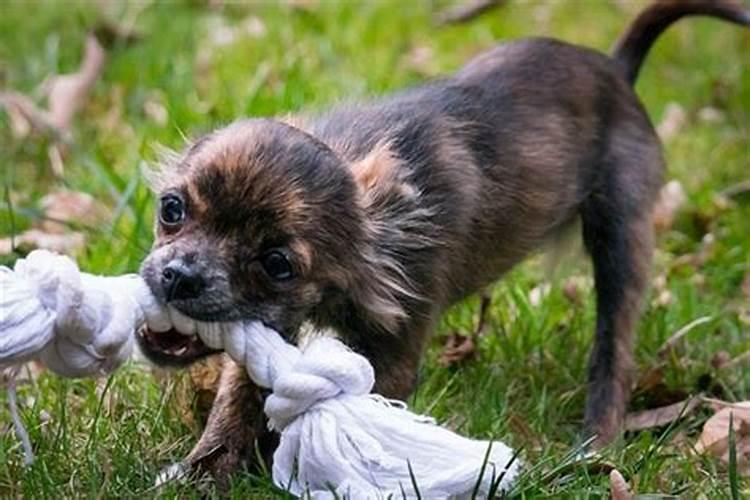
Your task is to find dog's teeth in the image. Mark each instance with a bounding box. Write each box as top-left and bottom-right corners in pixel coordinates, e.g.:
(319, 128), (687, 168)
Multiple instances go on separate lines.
(195, 321), (224, 349)
(143, 304), (172, 333)
(168, 306), (197, 335)
(173, 346), (188, 356)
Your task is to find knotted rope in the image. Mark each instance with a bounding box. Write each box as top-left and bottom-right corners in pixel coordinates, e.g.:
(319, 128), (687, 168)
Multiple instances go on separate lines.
(1, 250), (520, 498)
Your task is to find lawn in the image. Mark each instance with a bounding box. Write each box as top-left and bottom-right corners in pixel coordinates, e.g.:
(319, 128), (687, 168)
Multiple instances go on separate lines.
(1, 0), (748, 497)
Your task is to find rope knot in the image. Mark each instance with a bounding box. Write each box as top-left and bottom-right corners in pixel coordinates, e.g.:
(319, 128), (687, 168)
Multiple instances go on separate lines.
(1, 250), (148, 377)
(263, 337), (375, 430)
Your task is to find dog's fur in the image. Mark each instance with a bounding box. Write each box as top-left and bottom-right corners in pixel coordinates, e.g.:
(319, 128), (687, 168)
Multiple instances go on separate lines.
(137, 0), (749, 482)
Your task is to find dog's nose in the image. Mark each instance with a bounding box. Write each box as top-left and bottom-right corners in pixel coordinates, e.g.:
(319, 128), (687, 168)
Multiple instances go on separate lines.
(161, 259), (205, 301)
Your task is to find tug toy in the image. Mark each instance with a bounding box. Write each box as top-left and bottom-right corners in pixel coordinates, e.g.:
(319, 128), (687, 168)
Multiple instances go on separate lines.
(1, 250), (519, 498)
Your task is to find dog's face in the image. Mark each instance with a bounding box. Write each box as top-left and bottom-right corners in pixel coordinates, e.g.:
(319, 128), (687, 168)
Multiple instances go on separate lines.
(137, 119), (368, 365)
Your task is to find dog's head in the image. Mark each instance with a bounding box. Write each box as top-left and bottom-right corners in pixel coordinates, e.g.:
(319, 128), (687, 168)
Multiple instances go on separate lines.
(137, 119), (417, 365)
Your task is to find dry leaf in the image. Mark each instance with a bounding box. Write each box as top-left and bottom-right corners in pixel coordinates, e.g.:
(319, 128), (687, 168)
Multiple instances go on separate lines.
(0, 91), (60, 139)
(652, 180), (686, 232)
(39, 190), (108, 233)
(656, 102), (686, 141)
(697, 106), (724, 124)
(0, 34), (106, 176)
(403, 45), (437, 76)
(625, 397), (700, 432)
(47, 34), (105, 132)
(143, 93), (169, 126)
(438, 333), (476, 366)
(695, 402), (750, 475)
(609, 469), (634, 500)
(562, 275), (589, 305)
(528, 282), (550, 307)
(0, 230), (85, 256)
(710, 351), (731, 370)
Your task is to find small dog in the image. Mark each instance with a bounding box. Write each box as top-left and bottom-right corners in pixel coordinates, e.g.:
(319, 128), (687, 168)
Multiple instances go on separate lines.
(137, 0), (749, 481)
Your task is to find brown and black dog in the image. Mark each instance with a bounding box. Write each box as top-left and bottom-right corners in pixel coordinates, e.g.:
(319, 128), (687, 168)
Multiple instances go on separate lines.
(137, 0), (749, 481)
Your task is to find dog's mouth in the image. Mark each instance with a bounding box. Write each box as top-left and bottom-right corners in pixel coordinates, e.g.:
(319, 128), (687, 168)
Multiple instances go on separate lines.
(136, 326), (220, 366)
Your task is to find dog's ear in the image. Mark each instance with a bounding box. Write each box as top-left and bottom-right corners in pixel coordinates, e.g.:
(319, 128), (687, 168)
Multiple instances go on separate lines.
(345, 142), (426, 333)
(350, 142), (416, 204)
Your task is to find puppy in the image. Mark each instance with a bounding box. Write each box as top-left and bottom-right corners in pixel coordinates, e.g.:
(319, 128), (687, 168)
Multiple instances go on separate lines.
(137, 0), (749, 481)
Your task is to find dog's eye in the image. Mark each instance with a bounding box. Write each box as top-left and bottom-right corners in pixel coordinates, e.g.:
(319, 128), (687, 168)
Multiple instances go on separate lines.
(260, 250), (294, 281)
(159, 194), (185, 227)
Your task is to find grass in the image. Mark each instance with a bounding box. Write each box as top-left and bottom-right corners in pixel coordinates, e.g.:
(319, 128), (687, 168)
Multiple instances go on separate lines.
(1, 0), (748, 497)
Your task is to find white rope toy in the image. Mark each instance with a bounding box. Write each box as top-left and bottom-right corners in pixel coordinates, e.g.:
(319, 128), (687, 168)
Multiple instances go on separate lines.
(1, 250), (520, 498)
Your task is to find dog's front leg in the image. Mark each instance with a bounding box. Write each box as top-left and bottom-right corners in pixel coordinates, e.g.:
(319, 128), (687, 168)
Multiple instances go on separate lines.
(184, 356), (275, 488)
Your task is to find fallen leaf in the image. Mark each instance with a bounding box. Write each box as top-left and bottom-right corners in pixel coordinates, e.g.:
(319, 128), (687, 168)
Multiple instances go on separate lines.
(143, 92), (169, 126)
(0, 229), (85, 256)
(0, 91), (60, 139)
(438, 333), (476, 366)
(695, 402), (750, 475)
(625, 397), (700, 432)
(697, 106), (724, 124)
(403, 45), (437, 76)
(47, 34), (106, 132)
(652, 180), (686, 232)
(656, 102), (686, 141)
(528, 282), (551, 307)
(609, 469), (634, 500)
(562, 275), (590, 306)
(188, 356), (223, 425)
(39, 190), (108, 233)
(0, 34), (107, 176)
(633, 365), (664, 395)
(711, 351), (731, 370)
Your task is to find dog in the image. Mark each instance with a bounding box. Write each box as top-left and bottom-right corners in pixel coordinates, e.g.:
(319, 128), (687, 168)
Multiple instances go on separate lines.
(136, 0), (749, 482)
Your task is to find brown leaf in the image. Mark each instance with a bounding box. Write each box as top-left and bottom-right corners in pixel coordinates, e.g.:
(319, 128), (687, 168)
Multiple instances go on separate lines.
(403, 45), (437, 76)
(528, 282), (550, 307)
(0, 229), (86, 256)
(652, 180), (686, 232)
(562, 276), (590, 306)
(609, 469), (634, 500)
(695, 402), (750, 475)
(143, 92), (169, 126)
(633, 365), (664, 394)
(38, 190), (108, 233)
(47, 34), (105, 132)
(187, 356), (223, 424)
(656, 102), (686, 141)
(438, 333), (476, 366)
(0, 91), (60, 139)
(625, 397), (700, 432)
(710, 351), (731, 370)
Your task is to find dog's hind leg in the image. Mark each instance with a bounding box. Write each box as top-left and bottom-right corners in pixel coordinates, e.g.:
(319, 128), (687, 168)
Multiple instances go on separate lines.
(580, 138), (661, 446)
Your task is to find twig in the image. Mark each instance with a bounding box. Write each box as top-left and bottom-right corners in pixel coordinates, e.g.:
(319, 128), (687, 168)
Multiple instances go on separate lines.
(6, 366), (35, 465)
(657, 316), (712, 359)
(435, 0), (506, 26)
(719, 180), (750, 199)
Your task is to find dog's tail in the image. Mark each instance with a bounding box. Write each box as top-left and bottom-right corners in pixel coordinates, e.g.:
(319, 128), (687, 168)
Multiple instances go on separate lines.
(613, 0), (749, 84)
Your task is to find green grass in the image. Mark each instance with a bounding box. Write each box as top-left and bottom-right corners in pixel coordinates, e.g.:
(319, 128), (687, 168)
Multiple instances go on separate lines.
(1, 0), (748, 497)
